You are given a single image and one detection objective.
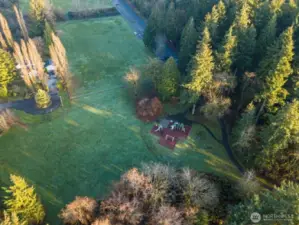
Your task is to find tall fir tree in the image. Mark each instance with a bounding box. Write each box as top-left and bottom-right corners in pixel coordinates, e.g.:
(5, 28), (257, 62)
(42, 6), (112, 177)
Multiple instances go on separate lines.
(234, 1), (257, 71)
(178, 17), (198, 73)
(143, 2), (166, 48)
(165, 1), (177, 42)
(156, 57), (180, 101)
(217, 25), (237, 73)
(185, 27), (214, 104)
(256, 100), (299, 182)
(277, 0), (298, 35)
(258, 26), (294, 112)
(235, 25), (257, 72)
(3, 175), (45, 224)
(0, 49), (17, 97)
(254, 0), (283, 34)
(255, 15), (277, 64)
(204, 0), (226, 47)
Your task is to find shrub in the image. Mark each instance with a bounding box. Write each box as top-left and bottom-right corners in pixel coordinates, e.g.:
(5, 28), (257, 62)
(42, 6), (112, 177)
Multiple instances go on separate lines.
(34, 89), (51, 108)
(3, 175), (45, 224)
(59, 196), (99, 225)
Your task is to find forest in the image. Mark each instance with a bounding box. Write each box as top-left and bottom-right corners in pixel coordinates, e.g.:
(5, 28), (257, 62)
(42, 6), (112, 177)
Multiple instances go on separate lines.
(138, 0), (299, 183)
(0, 0), (298, 224)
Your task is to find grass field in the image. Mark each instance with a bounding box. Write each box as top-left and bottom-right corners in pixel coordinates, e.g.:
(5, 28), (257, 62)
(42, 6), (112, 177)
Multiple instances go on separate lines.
(20, 0), (113, 12)
(0, 16), (240, 224)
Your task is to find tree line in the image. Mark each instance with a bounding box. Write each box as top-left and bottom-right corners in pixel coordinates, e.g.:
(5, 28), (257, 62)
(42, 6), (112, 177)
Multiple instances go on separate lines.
(0, 0), (72, 111)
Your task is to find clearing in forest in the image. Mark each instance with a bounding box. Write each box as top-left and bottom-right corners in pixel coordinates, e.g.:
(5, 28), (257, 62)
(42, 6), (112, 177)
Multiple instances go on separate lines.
(0, 16), (240, 224)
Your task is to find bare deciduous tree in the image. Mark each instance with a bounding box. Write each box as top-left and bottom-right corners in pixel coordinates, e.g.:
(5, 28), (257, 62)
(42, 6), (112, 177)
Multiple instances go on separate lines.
(0, 13), (14, 48)
(92, 218), (111, 225)
(13, 41), (34, 91)
(49, 32), (73, 98)
(13, 5), (29, 40)
(124, 67), (140, 98)
(237, 170), (261, 197)
(0, 109), (27, 133)
(59, 196), (99, 225)
(44, 0), (56, 25)
(233, 125), (256, 151)
(0, 32), (8, 49)
(141, 162), (178, 208)
(14, 39), (48, 92)
(149, 205), (183, 225)
(179, 168), (219, 210)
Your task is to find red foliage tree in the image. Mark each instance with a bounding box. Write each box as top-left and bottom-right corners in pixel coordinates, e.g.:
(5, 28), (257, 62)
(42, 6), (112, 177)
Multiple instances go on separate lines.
(136, 97), (163, 122)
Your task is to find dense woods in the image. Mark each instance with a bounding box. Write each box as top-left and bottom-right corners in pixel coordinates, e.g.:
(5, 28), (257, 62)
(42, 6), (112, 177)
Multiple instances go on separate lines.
(134, 0), (299, 184)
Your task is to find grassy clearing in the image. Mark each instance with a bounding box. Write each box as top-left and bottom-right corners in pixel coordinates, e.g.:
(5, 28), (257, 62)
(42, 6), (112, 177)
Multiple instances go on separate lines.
(20, 0), (113, 13)
(0, 16), (240, 224)
(141, 122), (241, 180)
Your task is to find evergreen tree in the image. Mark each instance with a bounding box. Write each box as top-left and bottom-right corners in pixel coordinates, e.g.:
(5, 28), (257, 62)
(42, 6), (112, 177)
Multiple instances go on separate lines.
(143, 2), (166, 48)
(255, 15), (277, 63)
(178, 17), (198, 72)
(165, 1), (177, 42)
(143, 58), (164, 85)
(3, 175), (45, 224)
(29, 0), (45, 35)
(235, 25), (257, 71)
(277, 0), (298, 34)
(227, 181), (299, 224)
(234, 1), (257, 71)
(254, 0), (283, 34)
(0, 211), (26, 225)
(0, 49), (16, 97)
(217, 25), (237, 72)
(43, 20), (54, 48)
(256, 99), (299, 182)
(156, 57), (180, 101)
(204, 0), (226, 47)
(185, 27), (214, 104)
(258, 26), (294, 112)
(35, 89), (51, 108)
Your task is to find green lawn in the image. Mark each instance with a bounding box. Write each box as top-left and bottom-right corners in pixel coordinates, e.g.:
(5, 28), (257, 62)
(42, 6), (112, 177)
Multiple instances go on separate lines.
(0, 17), (240, 224)
(20, 0), (113, 13)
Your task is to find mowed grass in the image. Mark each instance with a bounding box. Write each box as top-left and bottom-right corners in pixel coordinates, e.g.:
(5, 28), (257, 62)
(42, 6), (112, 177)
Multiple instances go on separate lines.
(0, 16), (240, 224)
(0, 17), (153, 224)
(20, 0), (113, 13)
